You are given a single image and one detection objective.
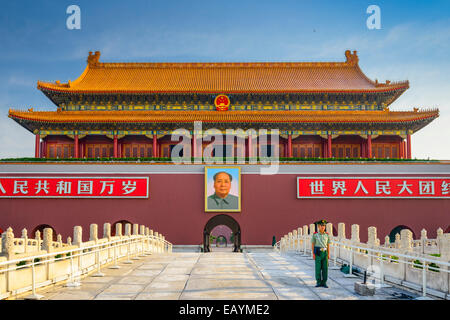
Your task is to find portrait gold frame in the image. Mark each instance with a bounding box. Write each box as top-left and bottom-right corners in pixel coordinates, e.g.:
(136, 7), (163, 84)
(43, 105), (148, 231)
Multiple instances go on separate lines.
(204, 166), (241, 212)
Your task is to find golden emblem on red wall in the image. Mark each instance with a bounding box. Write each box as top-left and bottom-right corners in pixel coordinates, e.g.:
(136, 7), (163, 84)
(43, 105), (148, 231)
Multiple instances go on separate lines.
(214, 94), (230, 111)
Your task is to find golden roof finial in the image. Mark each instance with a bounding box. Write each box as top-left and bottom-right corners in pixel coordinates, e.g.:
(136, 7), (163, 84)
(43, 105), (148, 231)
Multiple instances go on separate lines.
(345, 50), (359, 65)
(87, 51), (101, 66)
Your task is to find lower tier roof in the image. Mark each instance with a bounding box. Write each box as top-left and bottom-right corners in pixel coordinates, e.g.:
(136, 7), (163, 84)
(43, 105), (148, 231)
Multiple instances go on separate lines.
(9, 109), (438, 134)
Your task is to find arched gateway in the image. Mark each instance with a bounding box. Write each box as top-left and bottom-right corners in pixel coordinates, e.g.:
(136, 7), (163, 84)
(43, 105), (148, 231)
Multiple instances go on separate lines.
(203, 214), (241, 252)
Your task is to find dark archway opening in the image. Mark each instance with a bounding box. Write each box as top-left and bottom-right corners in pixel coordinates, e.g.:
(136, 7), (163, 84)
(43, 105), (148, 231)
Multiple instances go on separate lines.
(111, 220), (132, 236)
(32, 224), (58, 241)
(389, 225), (415, 243)
(203, 214), (241, 252)
(445, 226), (450, 234)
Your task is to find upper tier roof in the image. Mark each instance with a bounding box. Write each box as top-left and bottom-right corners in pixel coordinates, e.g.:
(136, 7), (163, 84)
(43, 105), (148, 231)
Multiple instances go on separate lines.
(37, 50), (409, 96)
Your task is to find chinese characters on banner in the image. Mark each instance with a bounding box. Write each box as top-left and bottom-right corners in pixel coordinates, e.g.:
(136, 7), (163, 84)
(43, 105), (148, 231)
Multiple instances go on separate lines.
(0, 177), (149, 198)
(297, 177), (450, 198)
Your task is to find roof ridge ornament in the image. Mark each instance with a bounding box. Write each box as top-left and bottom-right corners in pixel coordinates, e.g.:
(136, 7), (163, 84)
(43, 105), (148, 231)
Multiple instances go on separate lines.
(345, 50), (359, 66)
(87, 51), (101, 66)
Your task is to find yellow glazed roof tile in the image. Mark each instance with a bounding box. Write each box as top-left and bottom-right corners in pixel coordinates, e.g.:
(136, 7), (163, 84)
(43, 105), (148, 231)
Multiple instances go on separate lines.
(8, 109), (439, 124)
(37, 50), (409, 94)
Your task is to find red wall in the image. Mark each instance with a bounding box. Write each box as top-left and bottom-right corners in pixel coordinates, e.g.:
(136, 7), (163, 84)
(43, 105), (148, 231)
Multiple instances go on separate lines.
(0, 173), (449, 245)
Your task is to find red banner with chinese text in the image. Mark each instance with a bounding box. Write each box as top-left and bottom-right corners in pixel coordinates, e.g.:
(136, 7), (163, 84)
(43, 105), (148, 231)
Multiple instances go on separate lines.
(0, 177), (149, 198)
(297, 177), (450, 198)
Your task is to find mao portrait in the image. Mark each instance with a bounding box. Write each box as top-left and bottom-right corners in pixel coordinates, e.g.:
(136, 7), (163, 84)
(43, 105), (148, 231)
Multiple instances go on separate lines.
(205, 166), (241, 212)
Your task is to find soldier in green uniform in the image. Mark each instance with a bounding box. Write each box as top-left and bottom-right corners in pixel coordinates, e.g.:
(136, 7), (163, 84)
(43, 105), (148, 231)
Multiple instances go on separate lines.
(311, 219), (330, 288)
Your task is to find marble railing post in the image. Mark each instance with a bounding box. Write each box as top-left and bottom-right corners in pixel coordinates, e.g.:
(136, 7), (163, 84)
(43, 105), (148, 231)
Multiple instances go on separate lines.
(21, 228), (28, 253)
(384, 236), (390, 247)
(155, 232), (160, 252)
(292, 230), (298, 251)
(400, 229), (413, 281)
(115, 223), (122, 237)
(73, 226), (82, 247)
(309, 223), (316, 235)
(281, 236), (286, 252)
(297, 228), (303, 250)
(288, 232), (293, 250)
(42, 228), (53, 253)
(144, 227), (150, 252)
(367, 227), (377, 246)
(400, 229), (413, 252)
(338, 223), (346, 259)
(440, 234), (450, 258)
(351, 224), (360, 243)
(367, 226), (378, 265)
(395, 233), (401, 249)
(133, 224), (139, 236)
(436, 228), (444, 254)
(35, 230), (41, 250)
(1, 227), (14, 259)
(125, 224), (131, 237)
(420, 229), (427, 254)
(149, 230), (154, 252)
(103, 223), (111, 240)
(89, 224), (98, 242)
(326, 223), (333, 236)
(437, 228), (445, 256)
(302, 225), (308, 254)
(309, 224), (316, 258)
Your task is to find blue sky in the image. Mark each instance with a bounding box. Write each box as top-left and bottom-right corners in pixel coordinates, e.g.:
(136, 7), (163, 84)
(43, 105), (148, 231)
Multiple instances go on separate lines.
(0, 0), (449, 158)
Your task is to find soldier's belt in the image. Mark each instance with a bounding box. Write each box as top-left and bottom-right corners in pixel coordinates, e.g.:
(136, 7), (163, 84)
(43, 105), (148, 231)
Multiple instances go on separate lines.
(314, 247), (327, 255)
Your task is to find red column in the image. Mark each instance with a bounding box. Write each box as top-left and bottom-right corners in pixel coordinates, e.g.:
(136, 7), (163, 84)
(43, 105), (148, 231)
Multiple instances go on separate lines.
(74, 134), (79, 158)
(192, 133), (197, 158)
(35, 133), (40, 158)
(248, 133), (253, 158)
(407, 134), (412, 159)
(113, 135), (118, 158)
(287, 133), (292, 158)
(153, 134), (158, 157)
(327, 134), (332, 158)
(399, 140), (403, 159)
(367, 135), (372, 158)
(402, 141), (406, 159)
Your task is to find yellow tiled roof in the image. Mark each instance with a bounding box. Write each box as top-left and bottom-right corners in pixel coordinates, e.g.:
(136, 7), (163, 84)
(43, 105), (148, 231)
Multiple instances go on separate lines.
(9, 109), (438, 124)
(37, 50), (409, 94)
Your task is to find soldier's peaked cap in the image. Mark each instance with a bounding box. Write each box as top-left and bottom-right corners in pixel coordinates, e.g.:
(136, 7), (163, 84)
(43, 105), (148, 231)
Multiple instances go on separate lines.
(317, 219), (327, 225)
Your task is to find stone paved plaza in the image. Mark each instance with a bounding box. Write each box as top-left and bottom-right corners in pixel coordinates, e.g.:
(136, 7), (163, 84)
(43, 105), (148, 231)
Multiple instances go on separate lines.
(31, 250), (423, 300)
